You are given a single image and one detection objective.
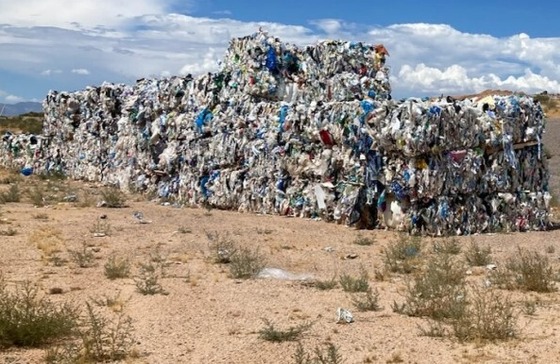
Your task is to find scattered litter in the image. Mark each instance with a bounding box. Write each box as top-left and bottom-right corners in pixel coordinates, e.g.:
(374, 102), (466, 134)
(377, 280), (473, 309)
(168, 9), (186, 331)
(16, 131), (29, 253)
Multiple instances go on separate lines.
(336, 307), (354, 324)
(257, 267), (313, 281)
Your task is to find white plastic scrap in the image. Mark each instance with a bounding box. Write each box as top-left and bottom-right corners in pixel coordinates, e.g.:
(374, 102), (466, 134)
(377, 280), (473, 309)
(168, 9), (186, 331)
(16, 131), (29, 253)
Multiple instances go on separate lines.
(336, 307), (354, 324)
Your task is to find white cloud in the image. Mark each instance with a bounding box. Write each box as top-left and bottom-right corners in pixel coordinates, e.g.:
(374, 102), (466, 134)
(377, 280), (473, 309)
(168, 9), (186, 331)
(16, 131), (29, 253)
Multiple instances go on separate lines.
(0, 0), (180, 29)
(5, 94), (24, 103)
(1, 10), (560, 101)
(40, 69), (63, 76)
(212, 10), (232, 16)
(71, 68), (90, 75)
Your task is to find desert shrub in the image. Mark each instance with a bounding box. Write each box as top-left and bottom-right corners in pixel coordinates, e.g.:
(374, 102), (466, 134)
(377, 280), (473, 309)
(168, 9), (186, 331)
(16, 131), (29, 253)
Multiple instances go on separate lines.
(0, 277), (78, 348)
(80, 302), (134, 361)
(432, 238), (461, 255)
(464, 240), (492, 266)
(135, 261), (166, 295)
(229, 246), (265, 279)
(383, 234), (423, 274)
(352, 287), (382, 311)
(506, 247), (556, 292)
(353, 234), (375, 246)
(28, 186), (47, 207)
(417, 319), (447, 337)
(100, 188), (127, 208)
(395, 254), (467, 321)
(293, 341), (343, 364)
(206, 231), (237, 264)
(452, 287), (516, 342)
(0, 227), (17, 236)
(339, 267), (370, 292)
(0, 184), (20, 203)
(69, 243), (96, 268)
(104, 254), (131, 280)
(307, 277), (337, 291)
(258, 319), (311, 342)
(90, 219), (111, 237)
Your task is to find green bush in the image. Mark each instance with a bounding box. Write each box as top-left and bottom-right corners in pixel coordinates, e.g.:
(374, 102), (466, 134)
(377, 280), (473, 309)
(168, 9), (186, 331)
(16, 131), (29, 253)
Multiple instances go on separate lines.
(339, 267), (370, 292)
(352, 287), (382, 311)
(80, 302), (134, 361)
(383, 234), (423, 274)
(0, 184), (21, 203)
(432, 238), (461, 255)
(104, 254), (131, 280)
(452, 287), (517, 342)
(135, 261), (166, 295)
(0, 277), (79, 348)
(100, 188), (127, 208)
(229, 247), (265, 279)
(206, 231), (238, 264)
(395, 254), (467, 321)
(506, 247), (556, 292)
(464, 240), (492, 266)
(292, 341), (343, 364)
(258, 319), (311, 342)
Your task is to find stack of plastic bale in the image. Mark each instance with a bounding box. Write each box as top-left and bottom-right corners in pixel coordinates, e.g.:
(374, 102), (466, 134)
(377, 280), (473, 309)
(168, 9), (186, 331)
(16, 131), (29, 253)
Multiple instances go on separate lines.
(221, 31), (391, 103)
(34, 30), (549, 235)
(0, 132), (45, 175)
(373, 95), (549, 235)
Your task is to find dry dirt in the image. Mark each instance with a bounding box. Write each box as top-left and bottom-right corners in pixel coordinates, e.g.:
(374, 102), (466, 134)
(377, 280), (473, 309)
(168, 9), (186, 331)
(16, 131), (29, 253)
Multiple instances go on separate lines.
(0, 119), (560, 364)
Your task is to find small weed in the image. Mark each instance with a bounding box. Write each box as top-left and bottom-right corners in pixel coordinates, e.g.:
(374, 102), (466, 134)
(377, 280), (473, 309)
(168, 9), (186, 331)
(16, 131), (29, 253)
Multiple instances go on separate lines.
(339, 266), (370, 292)
(104, 254), (131, 280)
(464, 240), (492, 266)
(387, 352), (404, 363)
(99, 188), (127, 208)
(177, 226), (192, 234)
(258, 319), (311, 342)
(452, 286), (517, 342)
(33, 213), (49, 220)
(506, 247), (557, 292)
(395, 253), (467, 321)
(417, 319), (447, 337)
(69, 243), (96, 268)
(0, 227), (17, 236)
(383, 234), (423, 274)
(90, 219), (111, 237)
(353, 235), (375, 246)
(28, 186), (47, 207)
(256, 227), (274, 235)
(546, 245), (555, 254)
(292, 341), (343, 364)
(432, 238), (461, 255)
(29, 227), (65, 261)
(80, 301), (134, 361)
(134, 261), (166, 295)
(0, 185), (21, 203)
(76, 190), (96, 208)
(229, 246), (266, 279)
(91, 291), (129, 312)
(352, 287), (382, 311)
(309, 277), (338, 291)
(206, 231), (238, 264)
(48, 254), (67, 267)
(522, 299), (538, 316)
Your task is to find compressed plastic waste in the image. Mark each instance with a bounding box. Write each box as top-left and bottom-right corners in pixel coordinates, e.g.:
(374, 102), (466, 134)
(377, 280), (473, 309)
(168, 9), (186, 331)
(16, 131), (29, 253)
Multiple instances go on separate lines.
(0, 30), (551, 236)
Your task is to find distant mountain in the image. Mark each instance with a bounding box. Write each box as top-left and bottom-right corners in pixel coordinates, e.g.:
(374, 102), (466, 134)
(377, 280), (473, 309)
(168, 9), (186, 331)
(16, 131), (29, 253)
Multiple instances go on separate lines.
(0, 102), (43, 117)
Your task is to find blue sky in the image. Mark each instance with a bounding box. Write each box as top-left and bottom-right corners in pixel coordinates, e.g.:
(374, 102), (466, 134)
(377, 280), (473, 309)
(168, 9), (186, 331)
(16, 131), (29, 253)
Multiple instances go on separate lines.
(1, 0), (559, 104)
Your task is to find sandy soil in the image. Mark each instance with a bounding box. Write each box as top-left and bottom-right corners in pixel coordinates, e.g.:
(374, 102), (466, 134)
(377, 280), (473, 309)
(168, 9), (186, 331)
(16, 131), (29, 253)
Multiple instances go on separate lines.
(0, 120), (560, 364)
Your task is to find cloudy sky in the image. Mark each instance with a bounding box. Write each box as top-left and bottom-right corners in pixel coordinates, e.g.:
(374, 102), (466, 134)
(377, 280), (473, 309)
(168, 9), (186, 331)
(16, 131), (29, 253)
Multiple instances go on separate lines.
(1, 0), (559, 104)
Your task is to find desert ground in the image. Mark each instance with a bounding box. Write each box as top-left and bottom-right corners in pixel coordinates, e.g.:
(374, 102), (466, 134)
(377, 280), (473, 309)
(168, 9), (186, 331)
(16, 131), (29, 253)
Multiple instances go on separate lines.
(1, 119), (560, 364)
